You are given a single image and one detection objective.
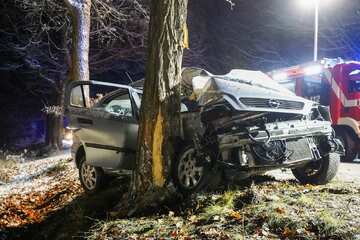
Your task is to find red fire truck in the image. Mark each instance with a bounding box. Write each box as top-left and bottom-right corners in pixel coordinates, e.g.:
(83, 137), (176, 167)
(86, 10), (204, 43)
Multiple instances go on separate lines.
(269, 58), (360, 162)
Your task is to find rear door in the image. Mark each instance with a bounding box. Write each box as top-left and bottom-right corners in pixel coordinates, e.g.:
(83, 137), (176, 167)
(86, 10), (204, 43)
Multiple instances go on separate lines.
(65, 81), (140, 170)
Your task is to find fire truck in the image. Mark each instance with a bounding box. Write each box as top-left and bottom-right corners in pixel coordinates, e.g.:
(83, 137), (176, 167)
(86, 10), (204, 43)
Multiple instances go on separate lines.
(269, 58), (360, 162)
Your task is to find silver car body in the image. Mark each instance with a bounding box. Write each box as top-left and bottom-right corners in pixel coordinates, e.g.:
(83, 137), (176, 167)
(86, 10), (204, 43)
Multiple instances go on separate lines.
(194, 69), (314, 115)
(65, 68), (337, 173)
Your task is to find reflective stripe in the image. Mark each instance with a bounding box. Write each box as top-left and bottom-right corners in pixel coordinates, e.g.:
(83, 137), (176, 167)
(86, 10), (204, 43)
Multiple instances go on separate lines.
(323, 69), (360, 107)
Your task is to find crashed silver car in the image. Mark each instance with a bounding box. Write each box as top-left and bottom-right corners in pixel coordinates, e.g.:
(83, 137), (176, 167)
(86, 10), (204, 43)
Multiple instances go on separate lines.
(65, 68), (343, 193)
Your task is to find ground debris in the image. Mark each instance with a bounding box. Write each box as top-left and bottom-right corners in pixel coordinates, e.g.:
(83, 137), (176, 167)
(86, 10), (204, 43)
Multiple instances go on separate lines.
(86, 177), (360, 240)
(0, 154), (82, 228)
(1, 155), (360, 240)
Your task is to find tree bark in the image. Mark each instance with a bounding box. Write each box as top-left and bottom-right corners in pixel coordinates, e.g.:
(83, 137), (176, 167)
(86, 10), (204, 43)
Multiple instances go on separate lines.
(45, 23), (70, 150)
(64, 0), (91, 82)
(130, 0), (188, 208)
(53, 0), (90, 150)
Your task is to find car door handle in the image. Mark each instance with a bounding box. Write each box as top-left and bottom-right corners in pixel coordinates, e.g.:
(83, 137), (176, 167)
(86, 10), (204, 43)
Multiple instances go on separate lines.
(77, 118), (93, 125)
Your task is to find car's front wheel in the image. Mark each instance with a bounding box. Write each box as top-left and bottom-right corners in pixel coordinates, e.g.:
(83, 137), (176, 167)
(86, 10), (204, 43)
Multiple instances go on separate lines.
(79, 156), (105, 193)
(173, 145), (210, 194)
(291, 153), (340, 185)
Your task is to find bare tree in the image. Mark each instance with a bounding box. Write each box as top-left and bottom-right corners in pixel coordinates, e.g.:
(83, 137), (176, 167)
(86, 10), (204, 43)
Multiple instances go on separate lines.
(64, 0), (92, 82)
(130, 0), (188, 209)
(0, 0), (149, 149)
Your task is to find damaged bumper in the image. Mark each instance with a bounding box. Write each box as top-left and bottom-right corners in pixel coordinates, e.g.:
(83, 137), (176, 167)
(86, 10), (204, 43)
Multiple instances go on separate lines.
(218, 119), (333, 150)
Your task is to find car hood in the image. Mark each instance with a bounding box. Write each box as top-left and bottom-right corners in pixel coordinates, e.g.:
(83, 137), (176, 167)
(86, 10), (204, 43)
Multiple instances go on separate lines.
(193, 69), (314, 115)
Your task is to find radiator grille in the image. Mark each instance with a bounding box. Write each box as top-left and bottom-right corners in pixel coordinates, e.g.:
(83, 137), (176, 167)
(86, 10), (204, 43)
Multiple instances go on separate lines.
(240, 98), (304, 110)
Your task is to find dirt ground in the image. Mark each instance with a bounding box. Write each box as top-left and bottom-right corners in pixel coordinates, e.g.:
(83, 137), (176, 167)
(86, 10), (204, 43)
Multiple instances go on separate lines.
(0, 154), (359, 240)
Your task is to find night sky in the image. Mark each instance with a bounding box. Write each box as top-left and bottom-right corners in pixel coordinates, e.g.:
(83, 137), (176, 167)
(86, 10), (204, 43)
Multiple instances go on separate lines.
(1, 0), (360, 147)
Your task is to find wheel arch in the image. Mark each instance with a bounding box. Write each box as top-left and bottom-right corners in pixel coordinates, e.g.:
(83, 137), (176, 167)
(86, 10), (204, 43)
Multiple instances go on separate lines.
(75, 145), (86, 168)
(335, 118), (360, 139)
(333, 124), (358, 142)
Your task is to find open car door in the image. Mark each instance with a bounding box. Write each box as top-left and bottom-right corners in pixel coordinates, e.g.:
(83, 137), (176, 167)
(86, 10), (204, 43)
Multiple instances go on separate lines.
(64, 81), (141, 170)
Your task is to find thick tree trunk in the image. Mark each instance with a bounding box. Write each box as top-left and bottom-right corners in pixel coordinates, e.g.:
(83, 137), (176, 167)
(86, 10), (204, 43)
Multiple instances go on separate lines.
(45, 25), (70, 151)
(130, 0), (188, 208)
(46, 0), (91, 151)
(45, 114), (60, 149)
(64, 0), (91, 82)
(45, 79), (66, 150)
(52, 0), (90, 150)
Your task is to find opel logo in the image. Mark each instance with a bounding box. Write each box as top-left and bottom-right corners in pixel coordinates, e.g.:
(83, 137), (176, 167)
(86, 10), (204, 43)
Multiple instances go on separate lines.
(268, 99), (281, 108)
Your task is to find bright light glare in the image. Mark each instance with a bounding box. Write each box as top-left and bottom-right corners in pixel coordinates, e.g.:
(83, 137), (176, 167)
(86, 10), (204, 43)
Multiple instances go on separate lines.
(62, 139), (73, 147)
(304, 65), (322, 75)
(64, 131), (73, 140)
(272, 72), (288, 81)
(298, 0), (317, 9)
(297, 0), (335, 9)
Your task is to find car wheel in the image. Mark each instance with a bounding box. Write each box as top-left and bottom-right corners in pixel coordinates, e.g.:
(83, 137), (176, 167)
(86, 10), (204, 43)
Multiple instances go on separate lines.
(336, 131), (357, 162)
(79, 156), (105, 193)
(291, 153), (340, 185)
(173, 145), (210, 194)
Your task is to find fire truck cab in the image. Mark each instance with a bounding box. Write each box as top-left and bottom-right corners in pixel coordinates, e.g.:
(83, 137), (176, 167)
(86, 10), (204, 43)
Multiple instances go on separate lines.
(269, 58), (360, 162)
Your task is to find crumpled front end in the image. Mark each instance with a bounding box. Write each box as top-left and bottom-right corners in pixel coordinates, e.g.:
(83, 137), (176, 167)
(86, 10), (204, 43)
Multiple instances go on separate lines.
(194, 69), (315, 117)
(180, 68), (343, 173)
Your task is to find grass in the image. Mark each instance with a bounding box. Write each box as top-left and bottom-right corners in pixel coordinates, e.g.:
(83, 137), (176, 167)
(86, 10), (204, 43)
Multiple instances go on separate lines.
(312, 210), (346, 237)
(49, 161), (68, 172)
(200, 191), (236, 220)
(85, 179), (359, 239)
(84, 179), (360, 239)
(296, 193), (316, 207)
(4, 173), (349, 240)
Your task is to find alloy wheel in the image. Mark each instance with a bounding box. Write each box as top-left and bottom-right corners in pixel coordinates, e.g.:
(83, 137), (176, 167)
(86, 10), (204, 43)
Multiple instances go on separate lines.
(177, 148), (204, 189)
(81, 162), (97, 190)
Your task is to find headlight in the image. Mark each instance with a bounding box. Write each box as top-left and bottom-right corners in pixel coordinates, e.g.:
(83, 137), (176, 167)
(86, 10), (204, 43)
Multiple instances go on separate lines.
(309, 105), (331, 121)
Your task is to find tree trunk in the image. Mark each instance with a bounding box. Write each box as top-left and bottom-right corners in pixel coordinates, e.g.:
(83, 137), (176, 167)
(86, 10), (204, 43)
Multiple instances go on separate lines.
(130, 0), (188, 208)
(45, 112), (62, 150)
(46, 0), (91, 150)
(54, 0), (90, 150)
(45, 23), (71, 151)
(64, 0), (91, 82)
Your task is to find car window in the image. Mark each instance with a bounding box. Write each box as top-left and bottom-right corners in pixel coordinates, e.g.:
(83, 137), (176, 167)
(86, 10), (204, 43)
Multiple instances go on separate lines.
(69, 83), (120, 109)
(103, 93), (133, 117)
(70, 86), (85, 107)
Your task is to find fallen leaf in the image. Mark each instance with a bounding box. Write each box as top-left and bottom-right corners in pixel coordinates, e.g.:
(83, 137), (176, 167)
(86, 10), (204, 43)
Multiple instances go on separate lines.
(275, 207), (285, 214)
(189, 215), (197, 223)
(170, 230), (177, 237)
(282, 227), (295, 238)
(229, 210), (241, 220)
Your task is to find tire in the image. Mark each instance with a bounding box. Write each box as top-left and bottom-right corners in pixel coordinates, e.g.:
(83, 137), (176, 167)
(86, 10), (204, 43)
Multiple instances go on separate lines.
(172, 144), (211, 195)
(78, 156), (105, 194)
(291, 153), (340, 185)
(336, 130), (357, 162)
